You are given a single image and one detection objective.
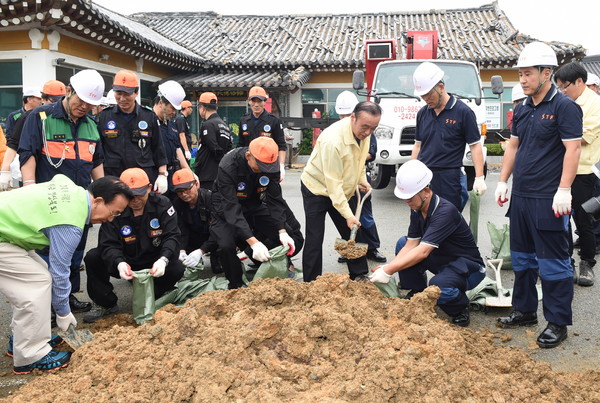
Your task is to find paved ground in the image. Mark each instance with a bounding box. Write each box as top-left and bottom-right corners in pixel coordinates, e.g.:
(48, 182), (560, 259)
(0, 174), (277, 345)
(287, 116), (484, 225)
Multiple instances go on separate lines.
(1, 158), (599, 388)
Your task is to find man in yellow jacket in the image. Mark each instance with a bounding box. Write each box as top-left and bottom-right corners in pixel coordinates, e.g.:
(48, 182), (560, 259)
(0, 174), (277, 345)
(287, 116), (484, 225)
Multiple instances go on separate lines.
(300, 101), (382, 282)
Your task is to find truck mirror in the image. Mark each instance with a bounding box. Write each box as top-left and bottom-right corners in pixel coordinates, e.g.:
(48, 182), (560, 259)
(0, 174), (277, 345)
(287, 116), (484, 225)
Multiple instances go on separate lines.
(491, 75), (504, 95)
(475, 97), (481, 106)
(353, 70), (365, 90)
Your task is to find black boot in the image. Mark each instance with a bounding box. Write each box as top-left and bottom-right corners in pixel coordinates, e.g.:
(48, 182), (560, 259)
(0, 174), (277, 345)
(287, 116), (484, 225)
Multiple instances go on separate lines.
(536, 323), (567, 348)
(451, 308), (470, 327)
(497, 310), (538, 328)
(69, 294), (92, 313)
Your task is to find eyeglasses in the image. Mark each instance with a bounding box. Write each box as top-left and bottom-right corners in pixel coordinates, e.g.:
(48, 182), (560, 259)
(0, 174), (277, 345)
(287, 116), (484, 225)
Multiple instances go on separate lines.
(108, 208), (122, 218)
(176, 183), (195, 194)
(557, 82), (571, 92)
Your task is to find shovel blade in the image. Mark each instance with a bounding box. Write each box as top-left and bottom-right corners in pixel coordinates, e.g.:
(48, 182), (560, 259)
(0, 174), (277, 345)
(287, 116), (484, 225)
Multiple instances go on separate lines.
(57, 325), (94, 349)
(334, 237), (368, 259)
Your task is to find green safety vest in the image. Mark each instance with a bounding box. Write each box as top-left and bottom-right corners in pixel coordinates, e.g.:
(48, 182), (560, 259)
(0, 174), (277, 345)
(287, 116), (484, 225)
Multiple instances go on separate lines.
(0, 174), (89, 250)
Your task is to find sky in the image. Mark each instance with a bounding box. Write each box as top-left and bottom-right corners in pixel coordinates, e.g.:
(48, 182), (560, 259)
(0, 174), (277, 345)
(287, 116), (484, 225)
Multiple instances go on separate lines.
(93, 0), (600, 56)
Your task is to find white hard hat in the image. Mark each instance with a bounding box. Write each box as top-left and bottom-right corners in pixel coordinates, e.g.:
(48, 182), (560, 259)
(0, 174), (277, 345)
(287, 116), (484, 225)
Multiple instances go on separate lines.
(335, 90), (359, 115)
(394, 159), (433, 199)
(413, 62), (445, 96)
(70, 69), (105, 106)
(516, 42), (557, 68)
(511, 83), (526, 102)
(23, 86), (42, 98)
(106, 89), (117, 105)
(586, 72), (600, 86)
(158, 80), (185, 110)
(99, 97), (109, 106)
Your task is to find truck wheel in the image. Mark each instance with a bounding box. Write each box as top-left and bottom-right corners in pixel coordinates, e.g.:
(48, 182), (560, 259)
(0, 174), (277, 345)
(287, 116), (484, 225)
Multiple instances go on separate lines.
(368, 163), (393, 189)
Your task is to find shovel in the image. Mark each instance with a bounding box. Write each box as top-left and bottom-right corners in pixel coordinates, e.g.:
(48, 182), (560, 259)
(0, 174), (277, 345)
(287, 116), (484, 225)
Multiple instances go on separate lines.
(334, 187), (372, 260)
(484, 258), (513, 307)
(57, 325), (94, 350)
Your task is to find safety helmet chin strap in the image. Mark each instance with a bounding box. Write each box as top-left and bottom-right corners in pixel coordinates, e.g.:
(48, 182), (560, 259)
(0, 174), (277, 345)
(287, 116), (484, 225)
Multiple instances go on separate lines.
(533, 67), (550, 96)
(414, 186), (430, 212)
(432, 85), (443, 110)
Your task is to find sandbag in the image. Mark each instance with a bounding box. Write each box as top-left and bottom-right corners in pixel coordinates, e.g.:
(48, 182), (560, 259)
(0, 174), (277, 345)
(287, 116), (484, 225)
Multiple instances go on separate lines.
(469, 190), (480, 242)
(132, 269), (155, 325)
(253, 245), (291, 280)
(487, 222), (512, 270)
(374, 276), (400, 298)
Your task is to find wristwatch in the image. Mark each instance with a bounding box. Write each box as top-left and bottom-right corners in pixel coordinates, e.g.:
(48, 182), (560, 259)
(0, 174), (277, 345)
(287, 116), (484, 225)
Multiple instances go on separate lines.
(158, 171), (168, 177)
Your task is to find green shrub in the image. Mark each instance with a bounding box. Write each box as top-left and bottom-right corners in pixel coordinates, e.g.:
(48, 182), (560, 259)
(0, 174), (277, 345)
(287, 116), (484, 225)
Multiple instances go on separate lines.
(485, 144), (504, 156)
(298, 128), (314, 155)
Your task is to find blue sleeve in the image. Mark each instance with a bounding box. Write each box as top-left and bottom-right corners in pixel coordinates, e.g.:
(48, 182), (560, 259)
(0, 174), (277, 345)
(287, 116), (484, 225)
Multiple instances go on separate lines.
(41, 225), (83, 316)
(557, 98), (583, 141)
(17, 110), (43, 167)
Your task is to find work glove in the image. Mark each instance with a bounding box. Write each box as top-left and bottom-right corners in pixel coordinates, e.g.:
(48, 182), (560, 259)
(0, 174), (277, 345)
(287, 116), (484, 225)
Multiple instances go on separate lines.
(56, 312), (77, 332)
(473, 175), (487, 196)
(150, 257), (167, 277)
(185, 150), (192, 160)
(153, 175), (168, 194)
(251, 242), (270, 262)
(369, 265), (392, 284)
(117, 262), (134, 280)
(182, 249), (203, 267)
(279, 232), (295, 256)
(495, 181), (509, 207)
(0, 171), (11, 191)
(279, 164), (285, 182)
(179, 250), (188, 261)
(552, 188), (572, 217)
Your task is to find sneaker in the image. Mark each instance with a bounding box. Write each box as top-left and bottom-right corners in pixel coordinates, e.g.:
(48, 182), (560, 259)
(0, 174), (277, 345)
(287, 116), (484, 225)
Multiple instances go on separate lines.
(83, 304), (118, 323)
(578, 261), (595, 287)
(13, 350), (71, 375)
(7, 334), (64, 358)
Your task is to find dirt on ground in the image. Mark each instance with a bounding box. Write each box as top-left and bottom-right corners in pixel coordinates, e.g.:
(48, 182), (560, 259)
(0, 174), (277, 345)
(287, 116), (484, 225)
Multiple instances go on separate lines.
(3, 273), (600, 402)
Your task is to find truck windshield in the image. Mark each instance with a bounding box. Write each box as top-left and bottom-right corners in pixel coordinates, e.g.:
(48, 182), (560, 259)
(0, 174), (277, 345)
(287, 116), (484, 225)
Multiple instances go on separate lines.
(373, 62), (481, 98)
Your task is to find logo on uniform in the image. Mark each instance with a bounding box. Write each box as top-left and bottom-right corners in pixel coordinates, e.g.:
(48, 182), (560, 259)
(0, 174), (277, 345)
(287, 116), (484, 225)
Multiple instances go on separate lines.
(237, 182), (247, 191)
(259, 176), (269, 186)
(152, 238), (161, 247)
(167, 206), (175, 216)
(120, 225), (132, 236)
(242, 124), (248, 131)
(89, 144), (95, 155)
(138, 121), (148, 130)
(150, 218), (160, 229)
(107, 121), (116, 130)
(263, 125), (271, 132)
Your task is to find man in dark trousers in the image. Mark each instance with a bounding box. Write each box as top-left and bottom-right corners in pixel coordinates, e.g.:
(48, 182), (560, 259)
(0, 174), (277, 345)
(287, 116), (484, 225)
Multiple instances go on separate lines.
(237, 86), (287, 181)
(83, 168), (185, 322)
(176, 100), (194, 162)
(210, 137), (295, 289)
(193, 92), (232, 190)
(172, 168), (220, 273)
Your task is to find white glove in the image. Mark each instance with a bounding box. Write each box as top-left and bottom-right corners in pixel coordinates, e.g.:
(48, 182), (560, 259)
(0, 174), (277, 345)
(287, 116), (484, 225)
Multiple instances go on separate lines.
(473, 175), (487, 196)
(495, 181), (509, 207)
(153, 174), (168, 194)
(250, 242), (270, 262)
(150, 257), (167, 277)
(0, 171), (11, 191)
(182, 249), (203, 267)
(185, 150), (192, 160)
(179, 250), (188, 261)
(117, 262), (134, 280)
(56, 312), (77, 332)
(279, 232), (295, 256)
(552, 188), (572, 217)
(369, 265), (392, 284)
(279, 164), (285, 182)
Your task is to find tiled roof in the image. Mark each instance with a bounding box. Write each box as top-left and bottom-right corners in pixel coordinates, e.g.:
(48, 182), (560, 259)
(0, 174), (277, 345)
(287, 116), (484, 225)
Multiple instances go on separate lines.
(0, 0), (203, 70)
(581, 55), (600, 78)
(166, 66), (311, 91)
(132, 2), (585, 72)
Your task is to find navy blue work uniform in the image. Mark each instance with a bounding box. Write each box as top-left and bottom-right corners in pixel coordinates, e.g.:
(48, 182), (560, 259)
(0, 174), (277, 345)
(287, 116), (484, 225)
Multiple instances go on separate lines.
(84, 192), (184, 308)
(508, 86), (582, 326)
(175, 112), (193, 152)
(238, 110), (286, 152)
(193, 112), (232, 190)
(97, 104), (167, 182)
(158, 117), (183, 195)
(5, 107), (24, 139)
(210, 148), (287, 288)
(360, 134), (382, 251)
(395, 194), (485, 316)
(415, 95), (480, 211)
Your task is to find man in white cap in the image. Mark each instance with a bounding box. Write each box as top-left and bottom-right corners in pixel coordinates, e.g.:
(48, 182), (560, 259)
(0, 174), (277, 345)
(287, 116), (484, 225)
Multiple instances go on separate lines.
(586, 72), (600, 94)
(5, 87), (42, 139)
(495, 42), (582, 349)
(370, 159), (485, 327)
(18, 69), (107, 314)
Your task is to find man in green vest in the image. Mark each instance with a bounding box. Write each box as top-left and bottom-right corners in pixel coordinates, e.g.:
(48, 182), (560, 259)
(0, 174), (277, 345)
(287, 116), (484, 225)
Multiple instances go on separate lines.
(0, 174), (132, 374)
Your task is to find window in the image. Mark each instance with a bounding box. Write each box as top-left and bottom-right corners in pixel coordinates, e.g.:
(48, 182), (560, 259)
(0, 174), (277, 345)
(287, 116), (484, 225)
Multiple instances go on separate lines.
(0, 61), (23, 127)
(301, 88), (366, 119)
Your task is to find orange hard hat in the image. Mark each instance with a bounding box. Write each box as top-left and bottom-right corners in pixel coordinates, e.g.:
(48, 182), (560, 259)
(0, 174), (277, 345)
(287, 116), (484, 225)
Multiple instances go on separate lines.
(199, 92), (218, 105)
(113, 70), (139, 93)
(42, 80), (66, 96)
(119, 168), (150, 196)
(180, 100), (193, 109)
(248, 86), (268, 101)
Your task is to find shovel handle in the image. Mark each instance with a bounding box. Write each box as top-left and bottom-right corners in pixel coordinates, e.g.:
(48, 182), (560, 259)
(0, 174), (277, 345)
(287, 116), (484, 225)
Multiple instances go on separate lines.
(349, 224), (359, 241)
(354, 188), (372, 219)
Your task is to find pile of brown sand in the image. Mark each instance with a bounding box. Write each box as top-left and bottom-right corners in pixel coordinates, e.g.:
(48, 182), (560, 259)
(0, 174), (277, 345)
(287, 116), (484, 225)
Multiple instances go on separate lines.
(4, 274), (600, 402)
